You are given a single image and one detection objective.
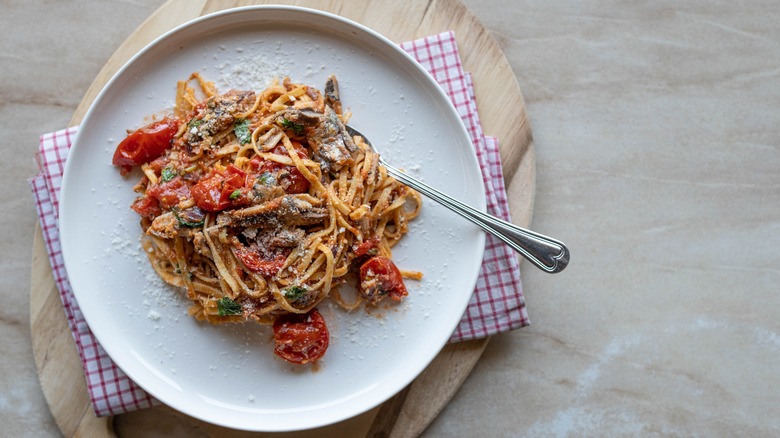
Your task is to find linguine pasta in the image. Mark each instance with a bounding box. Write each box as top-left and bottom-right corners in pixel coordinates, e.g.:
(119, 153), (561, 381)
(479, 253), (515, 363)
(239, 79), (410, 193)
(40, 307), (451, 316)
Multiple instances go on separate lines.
(113, 73), (421, 363)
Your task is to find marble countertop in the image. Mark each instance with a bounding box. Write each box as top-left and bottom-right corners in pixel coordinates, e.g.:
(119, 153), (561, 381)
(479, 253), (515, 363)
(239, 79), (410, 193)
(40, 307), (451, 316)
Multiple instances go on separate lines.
(2, 1), (778, 436)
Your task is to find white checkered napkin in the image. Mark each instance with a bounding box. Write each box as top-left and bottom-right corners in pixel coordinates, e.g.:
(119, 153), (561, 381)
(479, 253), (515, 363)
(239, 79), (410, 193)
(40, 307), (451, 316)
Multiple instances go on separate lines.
(401, 32), (529, 340)
(30, 150), (157, 415)
(29, 31), (527, 417)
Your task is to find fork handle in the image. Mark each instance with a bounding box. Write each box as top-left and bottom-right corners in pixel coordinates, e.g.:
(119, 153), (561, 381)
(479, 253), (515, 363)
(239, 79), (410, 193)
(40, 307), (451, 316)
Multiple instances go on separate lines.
(384, 163), (569, 273)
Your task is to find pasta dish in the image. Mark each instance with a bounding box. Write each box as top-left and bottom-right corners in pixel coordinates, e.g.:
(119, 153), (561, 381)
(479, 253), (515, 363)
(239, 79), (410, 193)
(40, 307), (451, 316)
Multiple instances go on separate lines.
(112, 73), (421, 364)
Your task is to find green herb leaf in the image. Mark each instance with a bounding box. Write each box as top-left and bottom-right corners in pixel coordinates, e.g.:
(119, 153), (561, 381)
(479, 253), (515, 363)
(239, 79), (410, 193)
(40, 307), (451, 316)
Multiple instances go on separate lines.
(234, 119), (252, 145)
(188, 118), (203, 129)
(161, 166), (177, 182)
(217, 297), (242, 316)
(283, 286), (308, 302)
(256, 172), (274, 186)
(172, 208), (205, 228)
(229, 189), (242, 200)
(279, 118), (304, 135)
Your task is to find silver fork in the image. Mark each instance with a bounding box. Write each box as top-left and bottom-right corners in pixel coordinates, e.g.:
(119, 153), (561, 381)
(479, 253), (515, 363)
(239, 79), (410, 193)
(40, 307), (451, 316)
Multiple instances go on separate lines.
(347, 126), (569, 273)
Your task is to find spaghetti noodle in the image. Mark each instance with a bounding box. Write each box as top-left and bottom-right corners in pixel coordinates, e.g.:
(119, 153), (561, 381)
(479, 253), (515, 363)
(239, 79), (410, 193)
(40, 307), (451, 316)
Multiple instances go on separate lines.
(112, 73), (421, 364)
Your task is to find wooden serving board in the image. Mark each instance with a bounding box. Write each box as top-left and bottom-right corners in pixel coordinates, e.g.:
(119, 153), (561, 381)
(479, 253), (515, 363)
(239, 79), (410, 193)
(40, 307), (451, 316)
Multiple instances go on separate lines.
(29, 0), (535, 436)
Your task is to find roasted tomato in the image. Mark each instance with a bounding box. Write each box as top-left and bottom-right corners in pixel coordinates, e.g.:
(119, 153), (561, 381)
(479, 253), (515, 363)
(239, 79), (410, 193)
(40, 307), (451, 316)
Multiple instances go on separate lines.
(272, 309), (329, 364)
(191, 164), (249, 212)
(359, 256), (408, 304)
(351, 236), (381, 269)
(112, 117), (180, 175)
(147, 155), (171, 174)
(249, 142), (310, 194)
(232, 246), (287, 276)
(354, 236), (381, 258)
(146, 176), (191, 209)
(130, 195), (161, 219)
(132, 174), (191, 217)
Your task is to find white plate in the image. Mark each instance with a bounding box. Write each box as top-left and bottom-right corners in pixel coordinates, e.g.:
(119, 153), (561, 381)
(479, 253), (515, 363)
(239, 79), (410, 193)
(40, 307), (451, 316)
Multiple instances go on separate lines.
(60, 6), (485, 432)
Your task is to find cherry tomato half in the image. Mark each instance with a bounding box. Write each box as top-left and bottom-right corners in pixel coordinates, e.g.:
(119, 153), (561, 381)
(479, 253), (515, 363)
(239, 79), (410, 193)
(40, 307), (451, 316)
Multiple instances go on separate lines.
(130, 195), (161, 219)
(249, 142), (311, 194)
(359, 256), (408, 304)
(354, 236), (381, 258)
(271, 141), (308, 159)
(191, 165), (248, 212)
(146, 176), (191, 209)
(272, 309), (329, 364)
(232, 246), (287, 276)
(112, 117), (180, 175)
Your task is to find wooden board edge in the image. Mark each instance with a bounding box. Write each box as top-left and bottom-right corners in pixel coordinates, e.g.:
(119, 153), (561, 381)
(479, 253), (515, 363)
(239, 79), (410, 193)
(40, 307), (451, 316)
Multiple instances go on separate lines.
(30, 224), (113, 437)
(32, 1), (208, 436)
(30, 0), (536, 436)
(366, 338), (491, 438)
(366, 1), (536, 436)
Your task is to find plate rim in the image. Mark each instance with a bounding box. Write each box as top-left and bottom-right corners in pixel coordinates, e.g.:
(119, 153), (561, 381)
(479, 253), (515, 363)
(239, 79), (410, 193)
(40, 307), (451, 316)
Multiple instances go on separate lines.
(60, 4), (487, 432)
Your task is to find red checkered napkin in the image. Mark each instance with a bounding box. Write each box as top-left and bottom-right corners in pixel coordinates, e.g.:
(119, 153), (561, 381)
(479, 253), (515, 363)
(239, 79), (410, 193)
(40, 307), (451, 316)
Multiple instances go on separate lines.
(29, 31), (527, 417)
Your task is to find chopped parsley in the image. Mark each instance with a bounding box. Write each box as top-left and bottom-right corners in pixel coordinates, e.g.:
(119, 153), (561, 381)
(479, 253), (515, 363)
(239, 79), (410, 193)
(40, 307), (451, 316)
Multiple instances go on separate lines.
(283, 286), (308, 302)
(229, 189), (242, 200)
(188, 118), (204, 129)
(234, 119), (251, 145)
(172, 208), (205, 228)
(256, 172), (275, 186)
(279, 118), (304, 135)
(217, 297), (242, 316)
(161, 166), (177, 182)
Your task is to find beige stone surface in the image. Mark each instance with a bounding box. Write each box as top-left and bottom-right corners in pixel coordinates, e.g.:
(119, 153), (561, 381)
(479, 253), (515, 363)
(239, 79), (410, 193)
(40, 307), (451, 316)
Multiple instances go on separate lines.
(2, 0), (778, 436)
